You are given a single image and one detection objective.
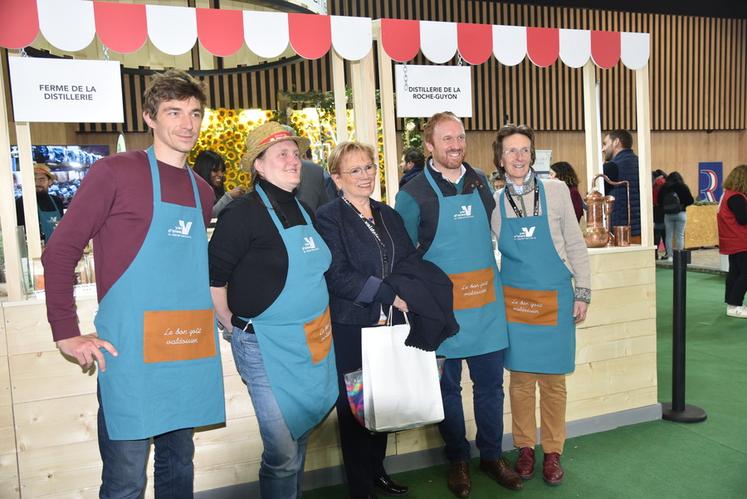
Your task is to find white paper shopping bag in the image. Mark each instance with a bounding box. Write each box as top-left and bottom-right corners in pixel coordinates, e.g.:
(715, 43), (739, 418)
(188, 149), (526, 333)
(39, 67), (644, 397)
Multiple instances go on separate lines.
(361, 320), (444, 432)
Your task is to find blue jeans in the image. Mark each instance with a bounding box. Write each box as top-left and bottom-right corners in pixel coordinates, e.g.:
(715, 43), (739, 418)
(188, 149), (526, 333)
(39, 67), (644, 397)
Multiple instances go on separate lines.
(97, 389), (194, 499)
(231, 328), (309, 499)
(664, 211), (687, 257)
(438, 349), (506, 462)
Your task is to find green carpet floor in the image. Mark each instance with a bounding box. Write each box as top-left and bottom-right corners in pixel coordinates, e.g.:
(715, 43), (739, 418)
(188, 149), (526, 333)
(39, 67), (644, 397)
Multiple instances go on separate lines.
(305, 269), (747, 498)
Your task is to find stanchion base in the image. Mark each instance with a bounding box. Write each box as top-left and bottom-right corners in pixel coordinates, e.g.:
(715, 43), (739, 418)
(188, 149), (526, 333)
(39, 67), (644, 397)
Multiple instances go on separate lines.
(661, 403), (707, 423)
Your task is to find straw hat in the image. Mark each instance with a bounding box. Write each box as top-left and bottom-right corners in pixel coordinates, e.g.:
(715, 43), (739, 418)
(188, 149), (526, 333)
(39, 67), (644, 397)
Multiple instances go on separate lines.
(240, 122), (309, 172)
(34, 164), (54, 180)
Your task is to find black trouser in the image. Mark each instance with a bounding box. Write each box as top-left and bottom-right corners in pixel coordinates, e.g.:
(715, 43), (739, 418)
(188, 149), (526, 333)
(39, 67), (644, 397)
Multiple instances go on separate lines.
(653, 224), (666, 254)
(332, 322), (388, 498)
(726, 252), (747, 306)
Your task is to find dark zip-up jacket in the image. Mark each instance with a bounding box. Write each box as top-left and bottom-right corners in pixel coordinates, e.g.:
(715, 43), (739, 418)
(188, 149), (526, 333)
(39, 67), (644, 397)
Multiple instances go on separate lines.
(316, 197), (418, 325)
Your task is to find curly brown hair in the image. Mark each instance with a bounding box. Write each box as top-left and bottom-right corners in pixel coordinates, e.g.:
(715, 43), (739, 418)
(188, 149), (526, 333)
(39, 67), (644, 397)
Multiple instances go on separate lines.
(492, 124), (536, 176)
(724, 164), (747, 194)
(550, 161), (580, 188)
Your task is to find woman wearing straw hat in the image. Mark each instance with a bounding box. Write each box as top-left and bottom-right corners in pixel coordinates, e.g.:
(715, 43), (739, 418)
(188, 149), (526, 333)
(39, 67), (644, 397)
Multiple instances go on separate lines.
(209, 122), (337, 498)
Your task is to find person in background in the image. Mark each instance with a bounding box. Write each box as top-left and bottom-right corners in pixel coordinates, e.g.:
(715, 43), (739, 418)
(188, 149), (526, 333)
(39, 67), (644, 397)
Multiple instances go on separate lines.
(601, 130), (641, 242)
(193, 150), (245, 218)
(549, 161), (584, 222)
(209, 121), (337, 498)
(652, 170), (667, 259)
(298, 148), (332, 212)
(16, 164), (65, 242)
(491, 124), (590, 487)
(42, 69), (225, 498)
(491, 171), (506, 192)
(316, 141), (414, 499)
(658, 171), (695, 260)
(717, 164), (747, 319)
(395, 112), (521, 497)
(399, 147), (425, 187)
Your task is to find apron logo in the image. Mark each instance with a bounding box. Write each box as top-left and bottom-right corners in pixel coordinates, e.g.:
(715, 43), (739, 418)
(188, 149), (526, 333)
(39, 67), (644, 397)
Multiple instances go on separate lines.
(453, 205), (474, 220)
(168, 220), (193, 239)
(302, 236), (319, 253)
(514, 226), (537, 241)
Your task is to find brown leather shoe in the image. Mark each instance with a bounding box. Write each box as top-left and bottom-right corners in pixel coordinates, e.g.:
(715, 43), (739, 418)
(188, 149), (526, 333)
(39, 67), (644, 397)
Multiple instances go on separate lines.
(479, 457), (524, 491)
(514, 447), (535, 480)
(447, 461), (471, 498)
(543, 452), (564, 486)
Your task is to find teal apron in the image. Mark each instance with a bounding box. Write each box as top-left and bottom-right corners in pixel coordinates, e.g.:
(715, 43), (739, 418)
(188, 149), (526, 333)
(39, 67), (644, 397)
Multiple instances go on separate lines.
(498, 181), (576, 374)
(240, 184), (337, 439)
(422, 167), (508, 358)
(38, 195), (62, 241)
(95, 147), (225, 440)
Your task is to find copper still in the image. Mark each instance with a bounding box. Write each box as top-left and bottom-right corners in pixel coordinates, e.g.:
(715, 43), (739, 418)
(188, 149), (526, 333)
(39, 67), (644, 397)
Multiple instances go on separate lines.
(583, 174), (631, 247)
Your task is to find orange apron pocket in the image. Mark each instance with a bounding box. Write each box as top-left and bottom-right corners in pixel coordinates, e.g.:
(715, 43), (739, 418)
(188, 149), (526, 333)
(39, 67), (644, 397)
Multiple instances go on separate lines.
(304, 307), (333, 364)
(450, 267), (497, 310)
(143, 309), (216, 363)
(503, 286), (559, 326)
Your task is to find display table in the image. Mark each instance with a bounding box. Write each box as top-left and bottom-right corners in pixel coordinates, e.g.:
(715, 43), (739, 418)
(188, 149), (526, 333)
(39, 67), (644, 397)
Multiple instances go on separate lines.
(0, 246), (660, 497)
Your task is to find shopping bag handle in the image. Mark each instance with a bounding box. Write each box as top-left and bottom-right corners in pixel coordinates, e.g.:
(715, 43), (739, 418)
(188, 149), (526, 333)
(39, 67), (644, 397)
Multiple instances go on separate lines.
(386, 305), (410, 327)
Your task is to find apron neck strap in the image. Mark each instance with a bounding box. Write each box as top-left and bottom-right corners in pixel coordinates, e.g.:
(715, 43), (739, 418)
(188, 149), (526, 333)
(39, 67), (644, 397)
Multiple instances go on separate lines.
(424, 165), (446, 199)
(255, 183), (311, 230)
(146, 147), (201, 211)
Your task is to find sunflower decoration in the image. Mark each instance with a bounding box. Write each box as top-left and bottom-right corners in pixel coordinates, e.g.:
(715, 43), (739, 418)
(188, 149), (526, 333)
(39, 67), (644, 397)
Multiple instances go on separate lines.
(189, 108), (277, 190)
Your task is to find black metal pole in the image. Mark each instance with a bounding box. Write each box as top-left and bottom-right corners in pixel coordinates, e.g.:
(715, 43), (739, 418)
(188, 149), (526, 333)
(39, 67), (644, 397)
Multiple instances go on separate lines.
(662, 249), (707, 423)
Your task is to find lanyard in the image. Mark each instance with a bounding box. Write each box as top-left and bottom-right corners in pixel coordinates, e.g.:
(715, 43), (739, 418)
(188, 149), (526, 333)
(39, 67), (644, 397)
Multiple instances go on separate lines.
(341, 196), (385, 249)
(505, 182), (540, 218)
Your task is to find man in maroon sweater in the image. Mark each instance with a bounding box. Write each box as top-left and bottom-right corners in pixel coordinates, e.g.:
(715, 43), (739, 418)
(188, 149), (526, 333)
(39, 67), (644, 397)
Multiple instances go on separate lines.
(42, 70), (224, 498)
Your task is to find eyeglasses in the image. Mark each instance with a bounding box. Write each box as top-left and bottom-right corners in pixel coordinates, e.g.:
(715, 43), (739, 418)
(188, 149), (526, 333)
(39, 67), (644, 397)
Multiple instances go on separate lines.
(502, 147), (531, 157)
(340, 164), (376, 178)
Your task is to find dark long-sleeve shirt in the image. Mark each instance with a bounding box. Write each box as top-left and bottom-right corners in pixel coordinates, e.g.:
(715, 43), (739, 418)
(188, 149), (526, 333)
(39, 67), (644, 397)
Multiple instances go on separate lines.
(208, 179), (314, 318)
(42, 150), (214, 341)
(727, 194), (747, 225)
(659, 182), (695, 213)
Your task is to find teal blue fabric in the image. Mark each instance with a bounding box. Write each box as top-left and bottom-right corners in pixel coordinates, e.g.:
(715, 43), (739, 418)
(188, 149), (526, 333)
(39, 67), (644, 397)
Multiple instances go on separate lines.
(95, 147), (225, 440)
(245, 184), (338, 439)
(393, 189), (421, 247)
(498, 181), (576, 374)
(38, 194), (62, 241)
(420, 167), (508, 358)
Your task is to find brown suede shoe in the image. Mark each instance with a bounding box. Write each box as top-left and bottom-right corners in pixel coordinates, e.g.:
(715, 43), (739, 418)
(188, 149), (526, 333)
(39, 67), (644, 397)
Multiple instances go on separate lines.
(447, 461), (471, 498)
(543, 452), (564, 486)
(479, 457), (524, 491)
(514, 447), (535, 480)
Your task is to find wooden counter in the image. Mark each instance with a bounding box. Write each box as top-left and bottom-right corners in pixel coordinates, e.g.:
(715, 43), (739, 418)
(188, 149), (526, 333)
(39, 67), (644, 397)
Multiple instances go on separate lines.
(0, 246), (659, 497)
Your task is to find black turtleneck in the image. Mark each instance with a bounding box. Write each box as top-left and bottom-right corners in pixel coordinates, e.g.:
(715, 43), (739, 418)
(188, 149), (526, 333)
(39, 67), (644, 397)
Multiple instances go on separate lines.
(208, 178), (315, 318)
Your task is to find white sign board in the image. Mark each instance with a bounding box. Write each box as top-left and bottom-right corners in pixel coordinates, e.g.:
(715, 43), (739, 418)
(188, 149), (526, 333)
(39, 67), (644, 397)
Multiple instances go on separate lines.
(9, 57), (124, 123)
(534, 149), (553, 174)
(395, 65), (472, 118)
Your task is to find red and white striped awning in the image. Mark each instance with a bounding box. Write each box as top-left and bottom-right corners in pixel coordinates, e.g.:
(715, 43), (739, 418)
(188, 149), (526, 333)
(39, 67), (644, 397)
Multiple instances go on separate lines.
(0, 0), (650, 70)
